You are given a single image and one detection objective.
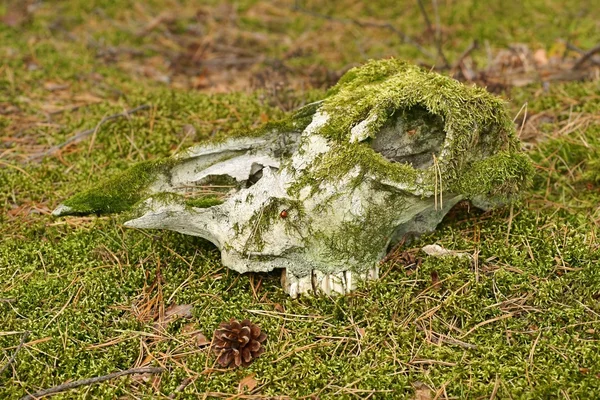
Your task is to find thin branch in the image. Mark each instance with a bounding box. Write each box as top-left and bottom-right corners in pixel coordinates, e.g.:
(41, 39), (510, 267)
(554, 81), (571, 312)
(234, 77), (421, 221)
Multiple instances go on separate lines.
(31, 104), (151, 161)
(432, 0), (441, 47)
(292, 0), (436, 61)
(20, 367), (165, 400)
(453, 40), (479, 69)
(0, 331), (29, 376)
(566, 41), (586, 55)
(416, 0), (450, 68)
(451, 40), (479, 80)
(416, 0), (433, 34)
(566, 42), (600, 66)
(572, 43), (600, 70)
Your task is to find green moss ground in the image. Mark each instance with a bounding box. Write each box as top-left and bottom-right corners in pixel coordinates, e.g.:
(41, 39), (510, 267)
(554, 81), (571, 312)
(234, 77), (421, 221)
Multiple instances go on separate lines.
(1, 1), (600, 398)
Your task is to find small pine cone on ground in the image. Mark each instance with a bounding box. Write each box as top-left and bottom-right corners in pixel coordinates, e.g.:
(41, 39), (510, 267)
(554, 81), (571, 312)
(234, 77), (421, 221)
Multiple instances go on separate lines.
(212, 319), (267, 368)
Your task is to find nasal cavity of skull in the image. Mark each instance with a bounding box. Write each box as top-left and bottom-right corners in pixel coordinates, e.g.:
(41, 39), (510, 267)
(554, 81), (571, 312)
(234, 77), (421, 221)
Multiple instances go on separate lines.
(246, 163), (266, 187)
(369, 106), (446, 170)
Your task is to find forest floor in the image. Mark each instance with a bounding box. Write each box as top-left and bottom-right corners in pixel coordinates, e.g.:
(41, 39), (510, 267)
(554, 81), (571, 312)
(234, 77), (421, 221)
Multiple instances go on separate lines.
(1, 0), (600, 398)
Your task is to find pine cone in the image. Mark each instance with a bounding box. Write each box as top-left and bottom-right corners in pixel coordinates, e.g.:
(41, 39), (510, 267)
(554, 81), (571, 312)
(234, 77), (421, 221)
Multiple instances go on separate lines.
(212, 319), (267, 368)
(398, 250), (422, 268)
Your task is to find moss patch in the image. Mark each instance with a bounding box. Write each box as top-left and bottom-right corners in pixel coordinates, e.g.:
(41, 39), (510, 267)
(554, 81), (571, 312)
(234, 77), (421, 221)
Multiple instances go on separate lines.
(294, 59), (533, 201)
(62, 159), (176, 215)
(2, 0), (600, 398)
(185, 196), (224, 209)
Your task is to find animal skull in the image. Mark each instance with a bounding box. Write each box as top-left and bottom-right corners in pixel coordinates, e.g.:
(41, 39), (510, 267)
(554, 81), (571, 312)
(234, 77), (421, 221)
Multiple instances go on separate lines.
(53, 59), (532, 297)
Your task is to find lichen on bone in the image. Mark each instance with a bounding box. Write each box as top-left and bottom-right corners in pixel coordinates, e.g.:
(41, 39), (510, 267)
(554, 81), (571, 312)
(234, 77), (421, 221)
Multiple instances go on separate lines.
(53, 59), (534, 297)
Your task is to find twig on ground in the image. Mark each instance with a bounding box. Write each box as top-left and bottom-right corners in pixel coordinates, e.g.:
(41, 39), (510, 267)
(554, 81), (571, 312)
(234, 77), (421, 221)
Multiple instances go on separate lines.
(0, 331), (29, 377)
(20, 367), (165, 400)
(199, 393), (290, 399)
(168, 377), (194, 398)
(572, 43), (600, 70)
(565, 42), (600, 66)
(31, 104), (151, 161)
(416, 0), (450, 68)
(292, 0), (436, 61)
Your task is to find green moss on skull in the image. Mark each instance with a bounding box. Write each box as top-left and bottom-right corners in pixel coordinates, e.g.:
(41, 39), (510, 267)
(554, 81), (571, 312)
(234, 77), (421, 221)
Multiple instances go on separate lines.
(185, 196), (224, 209)
(449, 151), (534, 199)
(311, 191), (409, 272)
(242, 197), (307, 253)
(246, 100), (320, 143)
(61, 158), (177, 215)
(294, 58), (532, 202)
(58, 99), (318, 217)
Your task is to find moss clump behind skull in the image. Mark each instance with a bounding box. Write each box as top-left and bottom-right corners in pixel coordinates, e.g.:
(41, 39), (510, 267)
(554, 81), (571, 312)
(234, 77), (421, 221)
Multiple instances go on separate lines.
(306, 58), (533, 201)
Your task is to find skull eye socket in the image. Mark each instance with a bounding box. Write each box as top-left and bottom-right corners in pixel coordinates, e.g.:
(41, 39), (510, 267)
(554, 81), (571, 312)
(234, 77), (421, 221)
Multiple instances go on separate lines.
(369, 106), (446, 170)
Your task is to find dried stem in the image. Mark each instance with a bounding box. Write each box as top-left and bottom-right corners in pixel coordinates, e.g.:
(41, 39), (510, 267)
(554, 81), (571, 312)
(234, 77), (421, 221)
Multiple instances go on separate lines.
(168, 377), (194, 398)
(20, 367), (165, 400)
(0, 298), (16, 303)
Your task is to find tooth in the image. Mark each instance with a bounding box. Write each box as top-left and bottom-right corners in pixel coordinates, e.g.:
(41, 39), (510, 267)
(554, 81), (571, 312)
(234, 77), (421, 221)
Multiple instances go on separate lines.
(288, 280), (299, 298)
(284, 267), (380, 297)
(312, 270), (329, 295)
(284, 270), (299, 299)
(329, 272), (346, 295)
(368, 265), (379, 280)
(297, 274), (313, 295)
(321, 273), (331, 295)
(280, 269), (287, 288)
(345, 271), (354, 291)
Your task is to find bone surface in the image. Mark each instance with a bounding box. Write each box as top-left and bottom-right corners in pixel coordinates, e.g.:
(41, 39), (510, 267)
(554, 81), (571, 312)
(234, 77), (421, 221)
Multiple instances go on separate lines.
(53, 59), (533, 297)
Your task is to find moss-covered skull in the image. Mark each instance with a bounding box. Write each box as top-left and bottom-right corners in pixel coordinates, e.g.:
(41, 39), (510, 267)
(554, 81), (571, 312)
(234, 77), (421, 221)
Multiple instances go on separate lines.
(53, 59), (533, 297)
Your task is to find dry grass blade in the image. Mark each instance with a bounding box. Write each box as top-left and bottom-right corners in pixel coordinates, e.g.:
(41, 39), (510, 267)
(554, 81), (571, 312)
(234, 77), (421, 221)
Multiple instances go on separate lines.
(246, 309), (326, 321)
(199, 393), (290, 399)
(461, 313), (515, 338)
